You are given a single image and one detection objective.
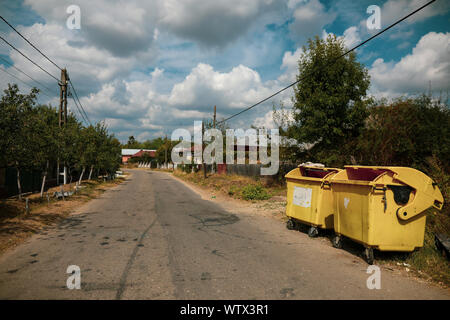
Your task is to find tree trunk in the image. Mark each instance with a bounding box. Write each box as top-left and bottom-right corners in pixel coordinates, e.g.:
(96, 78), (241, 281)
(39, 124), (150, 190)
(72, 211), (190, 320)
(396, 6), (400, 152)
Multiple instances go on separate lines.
(78, 166), (85, 185)
(40, 160), (49, 197)
(16, 166), (22, 200)
(88, 166), (93, 180)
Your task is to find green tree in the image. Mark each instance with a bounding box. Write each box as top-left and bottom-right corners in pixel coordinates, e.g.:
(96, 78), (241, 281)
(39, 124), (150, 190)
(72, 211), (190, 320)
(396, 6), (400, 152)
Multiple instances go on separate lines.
(155, 138), (176, 165)
(141, 137), (165, 150)
(288, 34), (371, 165)
(33, 105), (59, 196)
(354, 95), (450, 172)
(76, 124), (97, 183)
(0, 84), (40, 198)
(126, 135), (141, 149)
(1, 83), (123, 198)
(95, 122), (121, 176)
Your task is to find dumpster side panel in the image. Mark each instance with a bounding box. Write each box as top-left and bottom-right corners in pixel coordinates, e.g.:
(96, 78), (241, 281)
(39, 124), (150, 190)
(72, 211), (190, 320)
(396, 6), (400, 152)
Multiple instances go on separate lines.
(332, 166), (434, 253)
(372, 188), (426, 251)
(317, 185), (335, 229)
(333, 184), (371, 244)
(286, 180), (319, 226)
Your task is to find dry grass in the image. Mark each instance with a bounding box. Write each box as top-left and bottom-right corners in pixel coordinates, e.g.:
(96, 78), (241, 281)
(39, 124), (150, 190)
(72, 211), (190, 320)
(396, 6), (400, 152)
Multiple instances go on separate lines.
(172, 170), (288, 222)
(0, 177), (125, 256)
(375, 213), (450, 287)
(173, 170), (286, 200)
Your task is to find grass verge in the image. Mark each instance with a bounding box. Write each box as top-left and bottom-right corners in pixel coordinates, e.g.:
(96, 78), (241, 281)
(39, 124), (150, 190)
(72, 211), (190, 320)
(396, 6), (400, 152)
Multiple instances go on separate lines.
(172, 170), (284, 201)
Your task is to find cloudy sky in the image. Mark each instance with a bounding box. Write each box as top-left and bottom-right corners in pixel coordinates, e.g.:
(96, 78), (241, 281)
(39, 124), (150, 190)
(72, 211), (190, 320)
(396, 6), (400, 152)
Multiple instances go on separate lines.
(0, 0), (449, 142)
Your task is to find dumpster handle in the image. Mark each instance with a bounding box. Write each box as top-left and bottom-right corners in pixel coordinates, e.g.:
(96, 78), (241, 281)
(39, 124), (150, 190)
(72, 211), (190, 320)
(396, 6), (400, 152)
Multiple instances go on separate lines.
(396, 188), (429, 221)
(321, 180), (331, 189)
(373, 186), (387, 212)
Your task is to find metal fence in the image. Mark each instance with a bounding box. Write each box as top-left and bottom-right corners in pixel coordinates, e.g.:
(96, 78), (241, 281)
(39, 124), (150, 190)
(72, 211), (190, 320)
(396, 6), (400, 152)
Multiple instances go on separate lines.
(226, 163), (297, 183)
(0, 165), (89, 198)
(176, 162), (298, 183)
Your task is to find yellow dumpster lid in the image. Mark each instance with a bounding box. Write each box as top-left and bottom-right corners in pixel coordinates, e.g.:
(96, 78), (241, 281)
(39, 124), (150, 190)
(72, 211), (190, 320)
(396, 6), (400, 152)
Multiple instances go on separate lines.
(285, 166), (340, 181)
(342, 165), (443, 197)
(335, 165), (444, 217)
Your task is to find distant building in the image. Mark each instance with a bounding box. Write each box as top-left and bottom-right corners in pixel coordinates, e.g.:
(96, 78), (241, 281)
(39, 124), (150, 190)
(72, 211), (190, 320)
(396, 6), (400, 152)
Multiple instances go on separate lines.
(121, 149), (156, 164)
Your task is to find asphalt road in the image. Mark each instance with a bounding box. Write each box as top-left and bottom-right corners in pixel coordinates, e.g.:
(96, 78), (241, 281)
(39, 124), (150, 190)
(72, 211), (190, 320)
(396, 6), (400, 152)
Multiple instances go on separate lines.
(0, 169), (448, 299)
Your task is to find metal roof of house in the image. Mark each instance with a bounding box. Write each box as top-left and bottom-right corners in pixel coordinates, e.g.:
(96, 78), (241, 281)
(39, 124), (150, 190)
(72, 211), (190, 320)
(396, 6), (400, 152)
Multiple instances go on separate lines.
(121, 149), (155, 156)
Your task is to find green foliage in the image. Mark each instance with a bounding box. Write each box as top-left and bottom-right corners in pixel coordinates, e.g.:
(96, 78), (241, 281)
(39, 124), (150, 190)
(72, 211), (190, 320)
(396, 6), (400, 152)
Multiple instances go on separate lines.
(0, 84), (121, 179)
(241, 184), (271, 200)
(0, 84), (40, 169)
(353, 95), (450, 172)
(228, 185), (238, 196)
(181, 164), (193, 173)
(142, 137), (165, 150)
(287, 34), (371, 166)
(125, 136), (140, 148)
(155, 138), (176, 164)
(122, 137), (166, 151)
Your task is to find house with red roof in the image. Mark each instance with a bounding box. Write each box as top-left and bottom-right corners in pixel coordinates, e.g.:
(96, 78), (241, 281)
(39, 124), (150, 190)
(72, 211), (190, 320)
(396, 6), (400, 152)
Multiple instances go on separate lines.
(121, 149), (156, 164)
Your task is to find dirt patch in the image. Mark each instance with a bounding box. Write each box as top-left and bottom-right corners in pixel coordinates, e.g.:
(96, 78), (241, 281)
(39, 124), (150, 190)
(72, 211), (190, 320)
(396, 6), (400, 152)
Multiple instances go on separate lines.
(0, 177), (126, 256)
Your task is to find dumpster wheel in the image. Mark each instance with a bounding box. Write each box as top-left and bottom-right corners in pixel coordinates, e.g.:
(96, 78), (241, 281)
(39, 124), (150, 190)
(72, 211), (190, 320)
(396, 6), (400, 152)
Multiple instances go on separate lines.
(332, 235), (343, 249)
(286, 219), (296, 230)
(363, 248), (374, 265)
(308, 226), (319, 238)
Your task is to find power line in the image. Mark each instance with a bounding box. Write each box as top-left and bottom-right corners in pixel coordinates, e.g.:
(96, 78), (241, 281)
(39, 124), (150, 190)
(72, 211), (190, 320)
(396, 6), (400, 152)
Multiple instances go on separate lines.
(0, 15), (62, 71)
(0, 34), (59, 82)
(0, 56), (56, 95)
(0, 66), (52, 99)
(0, 16), (93, 126)
(217, 0), (437, 124)
(68, 78), (92, 125)
(69, 80), (91, 125)
(68, 86), (89, 125)
(71, 96), (88, 125)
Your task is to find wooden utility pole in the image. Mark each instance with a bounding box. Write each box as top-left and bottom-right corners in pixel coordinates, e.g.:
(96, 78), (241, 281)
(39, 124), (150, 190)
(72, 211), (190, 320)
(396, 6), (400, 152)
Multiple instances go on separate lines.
(57, 68), (68, 186)
(164, 134), (168, 169)
(63, 69), (68, 125)
(212, 105), (216, 174)
(202, 121), (207, 179)
(59, 68), (68, 127)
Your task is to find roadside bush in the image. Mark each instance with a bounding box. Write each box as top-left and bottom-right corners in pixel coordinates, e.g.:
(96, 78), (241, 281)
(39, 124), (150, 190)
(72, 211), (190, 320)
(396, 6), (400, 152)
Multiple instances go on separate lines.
(352, 96), (449, 170)
(241, 184), (271, 200)
(228, 185), (239, 196)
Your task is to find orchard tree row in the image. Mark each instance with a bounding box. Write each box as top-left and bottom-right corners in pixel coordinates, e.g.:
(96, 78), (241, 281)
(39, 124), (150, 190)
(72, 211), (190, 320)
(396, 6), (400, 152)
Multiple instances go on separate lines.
(0, 84), (121, 198)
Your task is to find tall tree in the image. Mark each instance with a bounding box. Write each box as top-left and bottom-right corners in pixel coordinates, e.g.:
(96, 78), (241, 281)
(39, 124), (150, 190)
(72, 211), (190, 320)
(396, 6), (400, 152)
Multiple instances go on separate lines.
(0, 84), (39, 198)
(126, 135), (141, 149)
(33, 105), (59, 196)
(288, 34), (371, 165)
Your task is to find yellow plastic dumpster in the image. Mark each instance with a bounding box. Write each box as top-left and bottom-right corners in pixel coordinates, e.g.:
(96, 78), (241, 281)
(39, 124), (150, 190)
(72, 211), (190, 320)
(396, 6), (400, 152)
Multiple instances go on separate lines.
(330, 165), (444, 264)
(285, 165), (341, 237)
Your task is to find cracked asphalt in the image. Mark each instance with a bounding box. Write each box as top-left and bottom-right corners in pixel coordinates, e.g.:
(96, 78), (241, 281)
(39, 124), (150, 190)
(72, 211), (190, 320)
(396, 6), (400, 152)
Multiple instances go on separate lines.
(0, 169), (448, 299)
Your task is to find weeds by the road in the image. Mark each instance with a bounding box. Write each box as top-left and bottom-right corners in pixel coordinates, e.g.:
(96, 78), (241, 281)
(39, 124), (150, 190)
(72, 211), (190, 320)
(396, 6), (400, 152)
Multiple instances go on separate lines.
(240, 185), (271, 200)
(173, 170), (283, 201)
(0, 177), (126, 256)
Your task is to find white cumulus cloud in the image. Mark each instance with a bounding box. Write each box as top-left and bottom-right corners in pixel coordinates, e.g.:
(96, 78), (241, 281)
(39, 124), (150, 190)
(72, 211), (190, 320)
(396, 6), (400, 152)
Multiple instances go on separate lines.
(369, 32), (450, 97)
